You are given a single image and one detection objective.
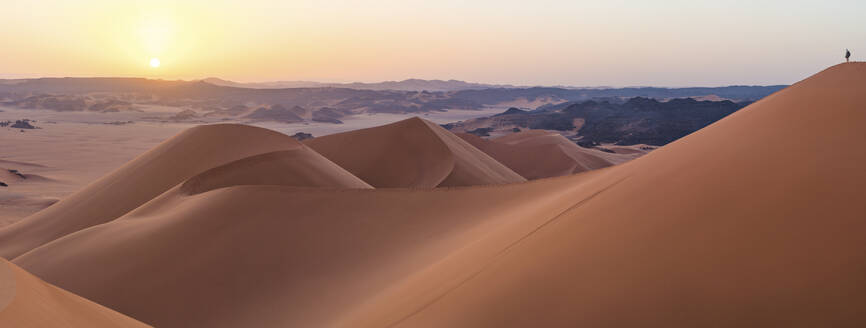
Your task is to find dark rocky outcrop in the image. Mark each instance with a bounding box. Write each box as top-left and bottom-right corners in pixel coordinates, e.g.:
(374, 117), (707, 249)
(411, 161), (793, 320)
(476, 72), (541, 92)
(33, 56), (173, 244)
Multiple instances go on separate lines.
(494, 107), (529, 116)
(446, 97), (749, 146)
(290, 132), (314, 141)
(244, 105), (304, 123)
(9, 169), (26, 179)
(312, 107), (347, 124)
(7, 119), (38, 129)
(466, 127), (494, 137)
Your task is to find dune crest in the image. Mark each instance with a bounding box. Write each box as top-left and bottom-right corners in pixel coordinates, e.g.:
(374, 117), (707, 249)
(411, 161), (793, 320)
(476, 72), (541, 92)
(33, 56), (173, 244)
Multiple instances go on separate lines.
(458, 130), (615, 179)
(304, 117), (525, 187)
(0, 259), (148, 327)
(0, 124), (300, 259)
(336, 62), (866, 327)
(179, 149), (372, 195)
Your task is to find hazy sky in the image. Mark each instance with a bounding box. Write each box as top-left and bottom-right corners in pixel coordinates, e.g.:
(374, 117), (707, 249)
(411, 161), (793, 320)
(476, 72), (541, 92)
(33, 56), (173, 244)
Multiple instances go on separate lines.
(0, 0), (862, 86)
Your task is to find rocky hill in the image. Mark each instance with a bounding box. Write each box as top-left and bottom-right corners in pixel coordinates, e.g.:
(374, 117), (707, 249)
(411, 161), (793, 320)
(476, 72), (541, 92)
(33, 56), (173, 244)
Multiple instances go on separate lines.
(444, 97), (749, 146)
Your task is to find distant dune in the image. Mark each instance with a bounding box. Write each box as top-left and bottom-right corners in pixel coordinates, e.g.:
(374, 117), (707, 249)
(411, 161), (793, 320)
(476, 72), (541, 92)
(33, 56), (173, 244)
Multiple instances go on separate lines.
(457, 130), (618, 179)
(304, 117), (526, 187)
(2, 64), (865, 327)
(202, 77), (516, 92)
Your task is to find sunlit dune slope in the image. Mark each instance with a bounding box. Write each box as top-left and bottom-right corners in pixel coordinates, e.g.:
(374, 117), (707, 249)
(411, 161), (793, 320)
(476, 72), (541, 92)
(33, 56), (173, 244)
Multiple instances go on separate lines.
(458, 131), (614, 179)
(335, 62), (866, 327)
(0, 124), (302, 259)
(13, 172), (604, 327)
(6, 63), (866, 328)
(0, 259), (149, 327)
(304, 117), (526, 187)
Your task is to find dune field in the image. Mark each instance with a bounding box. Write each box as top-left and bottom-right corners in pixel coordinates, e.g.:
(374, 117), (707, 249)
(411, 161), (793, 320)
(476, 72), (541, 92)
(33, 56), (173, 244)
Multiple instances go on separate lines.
(1, 63), (865, 327)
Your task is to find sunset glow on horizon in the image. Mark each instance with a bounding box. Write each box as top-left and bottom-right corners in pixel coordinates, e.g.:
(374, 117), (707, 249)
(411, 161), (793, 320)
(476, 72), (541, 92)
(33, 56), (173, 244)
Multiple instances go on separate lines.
(1, 0), (863, 86)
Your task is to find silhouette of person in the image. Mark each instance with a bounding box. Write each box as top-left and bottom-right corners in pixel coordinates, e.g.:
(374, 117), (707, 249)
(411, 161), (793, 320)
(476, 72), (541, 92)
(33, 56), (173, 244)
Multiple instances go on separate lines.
(846, 49), (851, 62)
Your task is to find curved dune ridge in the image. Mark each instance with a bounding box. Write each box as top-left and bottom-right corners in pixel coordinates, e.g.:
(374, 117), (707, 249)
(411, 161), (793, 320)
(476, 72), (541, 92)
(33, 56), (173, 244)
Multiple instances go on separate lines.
(304, 117), (526, 187)
(3, 63), (866, 327)
(179, 149), (372, 195)
(0, 124), (304, 259)
(0, 259), (149, 327)
(458, 131), (614, 179)
(335, 62), (866, 327)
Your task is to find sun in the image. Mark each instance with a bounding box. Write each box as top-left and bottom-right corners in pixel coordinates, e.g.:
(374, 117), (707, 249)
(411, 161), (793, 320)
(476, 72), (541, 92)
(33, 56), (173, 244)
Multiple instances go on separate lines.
(149, 57), (161, 68)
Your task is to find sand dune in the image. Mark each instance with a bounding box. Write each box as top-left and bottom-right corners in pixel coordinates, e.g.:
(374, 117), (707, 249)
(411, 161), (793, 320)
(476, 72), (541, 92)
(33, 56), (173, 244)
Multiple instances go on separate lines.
(0, 124), (301, 259)
(305, 117), (525, 187)
(179, 149), (372, 195)
(12, 174), (601, 327)
(5, 64), (866, 327)
(458, 131), (615, 179)
(334, 62), (866, 327)
(0, 259), (148, 327)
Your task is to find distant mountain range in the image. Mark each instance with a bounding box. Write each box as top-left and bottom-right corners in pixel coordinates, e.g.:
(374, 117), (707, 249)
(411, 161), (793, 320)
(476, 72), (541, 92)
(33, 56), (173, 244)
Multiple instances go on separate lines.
(201, 77), (518, 92)
(444, 97), (750, 146)
(0, 77), (785, 124)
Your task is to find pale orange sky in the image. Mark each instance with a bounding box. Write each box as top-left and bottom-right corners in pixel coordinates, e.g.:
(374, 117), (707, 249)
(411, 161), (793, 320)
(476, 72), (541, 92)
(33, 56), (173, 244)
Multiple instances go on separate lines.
(0, 0), (862, 86)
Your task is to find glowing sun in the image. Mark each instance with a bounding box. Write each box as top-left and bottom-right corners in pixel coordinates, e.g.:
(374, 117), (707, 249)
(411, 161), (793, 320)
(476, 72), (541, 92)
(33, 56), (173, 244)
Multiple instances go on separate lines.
(149, 57), (161, 68)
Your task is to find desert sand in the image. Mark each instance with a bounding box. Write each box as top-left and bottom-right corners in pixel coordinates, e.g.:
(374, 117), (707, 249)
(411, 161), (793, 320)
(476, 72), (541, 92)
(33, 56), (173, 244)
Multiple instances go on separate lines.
(1, 63), (865, 327)
(0, 124), (303, 258)
(457, 130), (629, 179)
(304, 117), (526, 187)
(0, 259), (148, 327)
(0, 107), (504, 225)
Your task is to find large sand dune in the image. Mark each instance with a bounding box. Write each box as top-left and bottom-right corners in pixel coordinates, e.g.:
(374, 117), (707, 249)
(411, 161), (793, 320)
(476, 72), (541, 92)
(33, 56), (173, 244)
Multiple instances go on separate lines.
(0, 259), (149, 327)
(0, 124), (304, 259)
(334, 62), (866, 327)
(3, 63), (866, 327)
(13, 173), (605, 327)
(458, 130), (615, 179)
(305, 117), (526, 187)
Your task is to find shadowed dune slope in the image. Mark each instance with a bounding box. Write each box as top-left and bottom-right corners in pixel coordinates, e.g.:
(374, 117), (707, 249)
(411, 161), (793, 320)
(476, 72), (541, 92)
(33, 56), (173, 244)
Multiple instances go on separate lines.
(458, 131), (614, 179)
(0, 124), (301, 259)
(0, 259), (149, 327)
(304, 117), (525, 187)
(179, 149), (372, 195)
(7, 63), (866, 328)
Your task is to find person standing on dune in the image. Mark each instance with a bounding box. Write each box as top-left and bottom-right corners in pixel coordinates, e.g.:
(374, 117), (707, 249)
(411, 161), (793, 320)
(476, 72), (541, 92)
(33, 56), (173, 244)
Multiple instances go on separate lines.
(845, 49), (851, 62)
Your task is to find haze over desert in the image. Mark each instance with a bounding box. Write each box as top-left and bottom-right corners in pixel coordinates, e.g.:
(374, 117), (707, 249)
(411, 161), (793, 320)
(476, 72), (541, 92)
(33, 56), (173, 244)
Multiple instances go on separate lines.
(2, 1), (865, 327)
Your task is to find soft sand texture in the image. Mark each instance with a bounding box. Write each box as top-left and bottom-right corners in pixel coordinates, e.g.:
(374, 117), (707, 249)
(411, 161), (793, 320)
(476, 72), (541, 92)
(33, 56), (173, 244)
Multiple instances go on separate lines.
(0, 259), (149, 327)
(334, 62), (866, 327)
(13, 174), (602, 327)
(5, 63), (866, 327)
(304, 117), (526, 187)
(178, 149), (372, 195)
(457, 130), (615, 179)
(0, 124), (302, 259)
